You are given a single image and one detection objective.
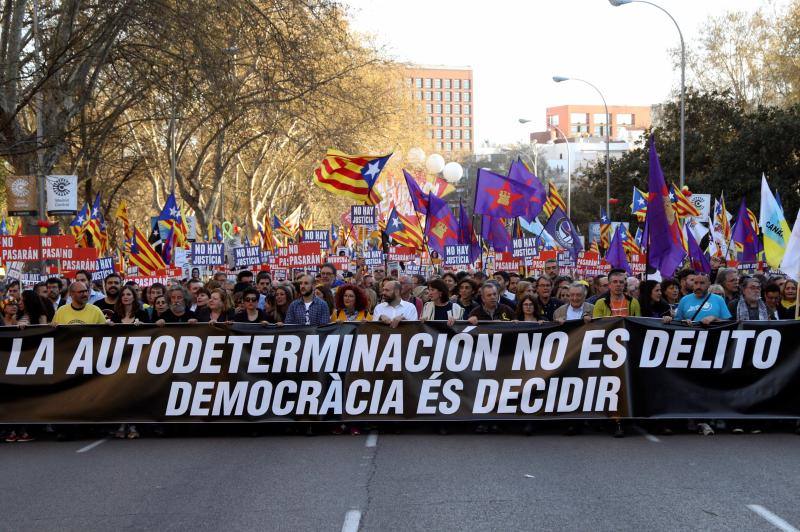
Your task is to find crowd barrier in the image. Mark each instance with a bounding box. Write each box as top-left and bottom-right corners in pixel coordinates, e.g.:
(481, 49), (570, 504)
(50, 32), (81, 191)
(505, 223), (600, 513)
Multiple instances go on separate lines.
(1, 318), (799, 422)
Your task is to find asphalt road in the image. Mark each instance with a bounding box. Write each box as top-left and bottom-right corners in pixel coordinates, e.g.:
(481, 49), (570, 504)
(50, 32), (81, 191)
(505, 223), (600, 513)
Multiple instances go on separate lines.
(2, 424), (799, 531)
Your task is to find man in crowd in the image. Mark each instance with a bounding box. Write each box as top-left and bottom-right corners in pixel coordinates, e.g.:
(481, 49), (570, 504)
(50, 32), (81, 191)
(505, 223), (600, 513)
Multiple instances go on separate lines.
(5, 279), (20, 300)
(665, 272), (731, 325)
(716, 267), (740, 305)
(593, 269), (641, 317)
(74, 270), (104, 303)
(535, 275), (562, 321)
(372, 266), (386, 287)
(492, 271), (516, 307)
(587, 275), (608, 304)
(93, 273), (122, 317)
(233, 270), (254, 293)
(728, 277), (772, 321)
(544, 258), (559, 282)
(52, 281), (108, 325)
(399, 275), (423, 315)
(373, 279), (418, 328)
(467, 282), (514, 323)
(554, 282), (594, 323)
(762, 283), (787, 320)
(318, 262), (344, 291)
(46, 277), (64, 310)
(285, 274), (330, 326)
(155, 286), (198, 324)
(186, 278), (204, 311)
(146, 283), (166, 308)
(676, 269), (697, 297)
(256, 271), (273, 311)
(508, 272), (520, 296)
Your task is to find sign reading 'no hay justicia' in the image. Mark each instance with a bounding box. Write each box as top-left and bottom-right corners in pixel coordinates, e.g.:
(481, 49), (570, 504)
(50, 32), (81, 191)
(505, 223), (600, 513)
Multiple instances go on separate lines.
(1, 319), (799, 423)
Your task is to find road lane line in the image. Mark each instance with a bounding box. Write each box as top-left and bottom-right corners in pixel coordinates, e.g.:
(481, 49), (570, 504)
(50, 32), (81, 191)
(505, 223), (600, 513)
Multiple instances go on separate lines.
(76, 438), (108, 453)
(633, 426), (661, 443)
(365, 431), (378, 448)
(342, 509), (361, 532)
(747, 505), (799, 532)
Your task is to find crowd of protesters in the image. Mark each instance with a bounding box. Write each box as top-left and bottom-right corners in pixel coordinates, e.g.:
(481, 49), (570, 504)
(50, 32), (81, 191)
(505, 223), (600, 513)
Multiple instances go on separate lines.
(0, 257), (798, 442)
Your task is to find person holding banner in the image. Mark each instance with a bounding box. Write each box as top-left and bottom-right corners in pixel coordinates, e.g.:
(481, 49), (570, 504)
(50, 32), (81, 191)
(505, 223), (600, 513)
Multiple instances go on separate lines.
(553, 283), (594, 323)
(19, 289), (54, 326)
(331, 284), (372, 322)
(638, 281), (671, 319)
(285, 275), (330, 326)
(515, 295), (545, 323)
(233, 288), (270, 324)
(373, 280), (418, 327)
(111, 286), (148, 324)
(420, 279), (463, 325)
(592, 269), (641, 318)
(148, 295), (171, 323)
(781, 279), (797, 311)
(663, 272), (731, 325)
(456, 278), (479, 316)
(53, 282), (108, 325)
(467, 282), (514, 323)
(197, 289), (234, 323)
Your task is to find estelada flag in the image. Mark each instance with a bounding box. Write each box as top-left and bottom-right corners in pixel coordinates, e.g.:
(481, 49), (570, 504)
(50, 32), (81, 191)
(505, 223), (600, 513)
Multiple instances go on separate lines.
(313, 149), (390, 205)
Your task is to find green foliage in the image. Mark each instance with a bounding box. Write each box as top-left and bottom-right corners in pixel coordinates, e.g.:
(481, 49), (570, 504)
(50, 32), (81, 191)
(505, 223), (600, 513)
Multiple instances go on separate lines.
(576, 90), (800, 226)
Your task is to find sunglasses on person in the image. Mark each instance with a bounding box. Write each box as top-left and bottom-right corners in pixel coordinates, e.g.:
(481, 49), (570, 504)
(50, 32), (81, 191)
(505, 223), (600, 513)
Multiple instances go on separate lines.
(244, 296), (258, 303)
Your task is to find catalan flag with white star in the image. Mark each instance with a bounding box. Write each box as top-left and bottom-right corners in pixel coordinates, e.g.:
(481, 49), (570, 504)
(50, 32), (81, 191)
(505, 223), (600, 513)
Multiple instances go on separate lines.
(313, 149), (390, 205)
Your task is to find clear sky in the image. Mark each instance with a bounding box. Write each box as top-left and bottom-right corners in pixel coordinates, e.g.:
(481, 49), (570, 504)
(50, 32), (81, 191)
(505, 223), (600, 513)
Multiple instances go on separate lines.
(346, 0), (773, 145)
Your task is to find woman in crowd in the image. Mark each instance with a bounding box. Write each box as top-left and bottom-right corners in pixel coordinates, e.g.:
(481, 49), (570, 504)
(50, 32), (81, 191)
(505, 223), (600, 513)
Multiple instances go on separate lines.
(639, 280), (671, 318)
(456, 278), (479, 315)
(441, 272), (458, 298)
(19, 289), (54, 326)
(314, 284), (335, 315)
(412, 285), (429, 304)
(331, 284), (372, 322)
(201, 289), (234, 323)
(553, 276), (571, 302)
(421, 279), (463, 323)
(267, 285), (293, 324)
(233, 287), (269, 324)
(782, 279), (797, 309)
(0, 296), (19, 326)
(660, 279), (681, 311)
(515, 280), (535, 303)
(112, 286), (149, 324)
(148, 294), (171, 323)
(515, 294), (544, 323)
(194, 287), (210, 315)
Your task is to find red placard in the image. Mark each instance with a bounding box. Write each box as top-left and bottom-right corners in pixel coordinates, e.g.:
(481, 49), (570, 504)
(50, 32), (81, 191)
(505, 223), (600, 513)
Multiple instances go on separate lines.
(575, 251), (610, 277)
(59, 247), (101, 271)
(387, 246), (418, 262)
(277, 242), (322, 268)
(326, 255), (350, 271)
(494, 251), (520, 272)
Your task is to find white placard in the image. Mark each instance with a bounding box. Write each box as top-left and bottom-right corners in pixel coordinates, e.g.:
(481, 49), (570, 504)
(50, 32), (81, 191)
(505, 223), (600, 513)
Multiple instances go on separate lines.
(45, 175), (78, 215)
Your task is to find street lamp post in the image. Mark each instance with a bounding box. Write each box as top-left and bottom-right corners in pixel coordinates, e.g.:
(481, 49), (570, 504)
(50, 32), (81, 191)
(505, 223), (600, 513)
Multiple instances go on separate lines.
(609, 0), (685, 188)
(518, 118), (572, 218)
(553, 76), (610, 216)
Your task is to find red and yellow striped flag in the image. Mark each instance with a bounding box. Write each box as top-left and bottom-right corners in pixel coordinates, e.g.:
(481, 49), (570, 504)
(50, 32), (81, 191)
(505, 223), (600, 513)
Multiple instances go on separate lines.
(543, 181), (567, 217)
(313, 149), (389, 205)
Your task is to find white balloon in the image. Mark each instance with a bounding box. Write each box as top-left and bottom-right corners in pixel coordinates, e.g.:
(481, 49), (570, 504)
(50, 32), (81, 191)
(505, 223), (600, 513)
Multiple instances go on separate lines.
(425, 153), (445, 174)
(407, 147), (426, 165)
(442, 162), (464, 183)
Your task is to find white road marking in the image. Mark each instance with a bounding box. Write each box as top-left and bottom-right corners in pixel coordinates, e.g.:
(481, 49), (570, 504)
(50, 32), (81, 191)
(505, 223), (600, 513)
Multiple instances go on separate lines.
(633, 426), (661, 443)
(365, 431), (378, 448)
(747, 505), (799, 532)
(76, 438), (108, 453)
(342, 509), (362, 532)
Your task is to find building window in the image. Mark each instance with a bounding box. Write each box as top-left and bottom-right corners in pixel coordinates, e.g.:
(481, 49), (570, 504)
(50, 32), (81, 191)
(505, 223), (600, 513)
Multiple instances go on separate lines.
(594, 125), (612, 136)
(435, 129), (442, 139)
(463, 105), (471, 115)
(425, 103), (432, 113)
(434, 116), (442, 126)
(454, 129), (462, 139)
(414, 91), (421, 100)
(453, 92), (460, 102)
(453, 117), (461, 127)
(464, 130), (471, 140)
(426, 116), (433, 125)
(463, 79), (471, 89)
(570, 112), (588, 125)
(415, 78), (422, 88)
(453, 79), (461, 89)
(464, 117), (471, 127)
(466, 142), (472, 151)
(445, 129), (452, 139)
(571, 124), (587, 134)
(463, 92), (470, 102)
(617, 113), (633, 125)
(444, 92), (451, 101)
(453, 104), (461, 115)
(444, 116), (451, 127)
(548, 115), (559, 126)
(436, 141), (443, 150)
(444, 79), (451, 89)
(444, 104), (451, 114)
(434, 91), (441, 101)
(454, 142), (461, 150)
(435, 104), (442, 114)
(593, 113), (608, 124)
(405, 78), (412, 87)
(444, 142), (452, 151)
(424, 78), (432, 88)
(423, 91), (430, 100)
(434, 78), (441, 89)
